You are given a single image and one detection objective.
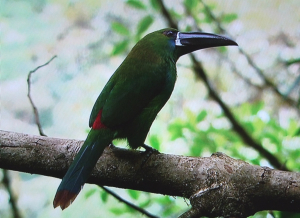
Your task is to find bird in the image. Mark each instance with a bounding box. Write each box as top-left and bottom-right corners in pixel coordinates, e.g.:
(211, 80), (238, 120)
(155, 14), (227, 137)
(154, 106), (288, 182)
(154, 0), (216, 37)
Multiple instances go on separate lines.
(53, 28), (237, 210)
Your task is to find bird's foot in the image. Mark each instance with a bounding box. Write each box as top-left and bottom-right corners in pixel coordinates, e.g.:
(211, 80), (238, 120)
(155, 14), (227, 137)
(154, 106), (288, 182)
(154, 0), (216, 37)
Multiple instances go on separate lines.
(141, 144), (159, 166)
(108, 142), (116, 150)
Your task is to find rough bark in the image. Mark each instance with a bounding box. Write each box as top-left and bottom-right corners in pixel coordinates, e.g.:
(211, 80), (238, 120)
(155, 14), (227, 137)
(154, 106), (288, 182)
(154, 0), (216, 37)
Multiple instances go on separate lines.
(1, 130), (300, 217)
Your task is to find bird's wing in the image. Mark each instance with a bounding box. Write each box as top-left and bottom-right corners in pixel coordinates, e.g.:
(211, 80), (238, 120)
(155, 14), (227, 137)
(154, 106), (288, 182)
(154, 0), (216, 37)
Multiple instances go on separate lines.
(89, 77), (114, 128)
(89, 65), (167, 128)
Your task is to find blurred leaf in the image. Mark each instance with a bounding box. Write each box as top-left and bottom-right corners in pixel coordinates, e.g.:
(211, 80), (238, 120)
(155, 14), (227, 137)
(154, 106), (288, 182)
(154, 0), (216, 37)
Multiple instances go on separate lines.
(250, 158), (260, 166)
(218, 129), (241, 143)
(169, 9), (183, 20)
(149, 135), (160, 150)
(184, 25), (193, 32)
(217, 46), (227, 53)
(294, 127), (300, 136)
(269, 119), (285, 133)
(184, 109), (198, 132)
(112, 40), (129, 56)
(137, 15), (153, 36)
(184, 0), (197, 11)
(168, 121), (184, 140)
(85, 188), (96, 199)
(222, 13), (238, 23)
(100, 190), (109, 202)
(196, 110), (207, 123)
(149, 0), (160, 11)
(287, 119), (299, 136)
(191, 132), (212, 156)
(127, 189), (140, 200)
(277, 211), (300, 218)
(251, 102), (264, 115)
(156, 195), (173, 204)
(139, 199), (151, 208)
(126, 0), (146, 10)
(163, 205), (177, 217)
(243, 121), (254, 133)
(263, 132), (280, 146)
(110, 208), (124, 215)
(252, 117), (265, 134)
(111, 22), (130, 36)
(190, 146), (202, 157)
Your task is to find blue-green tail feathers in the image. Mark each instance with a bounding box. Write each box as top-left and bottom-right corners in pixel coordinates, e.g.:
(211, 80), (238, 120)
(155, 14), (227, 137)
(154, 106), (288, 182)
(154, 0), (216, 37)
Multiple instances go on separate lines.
(53, 129), (112, 210)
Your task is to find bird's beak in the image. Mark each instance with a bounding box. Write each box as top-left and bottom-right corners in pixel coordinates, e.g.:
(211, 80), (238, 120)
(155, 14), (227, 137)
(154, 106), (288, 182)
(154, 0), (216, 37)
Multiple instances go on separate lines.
(175, 31), (238, 50)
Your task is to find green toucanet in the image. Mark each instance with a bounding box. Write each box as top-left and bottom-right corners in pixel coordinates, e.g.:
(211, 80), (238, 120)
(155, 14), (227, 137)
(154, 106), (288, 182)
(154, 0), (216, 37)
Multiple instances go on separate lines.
(53, 28), (237, 209)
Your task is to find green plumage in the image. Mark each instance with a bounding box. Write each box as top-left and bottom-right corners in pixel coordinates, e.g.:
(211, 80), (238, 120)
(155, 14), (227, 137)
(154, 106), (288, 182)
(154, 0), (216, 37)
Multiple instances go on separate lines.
(53, 28), (237, 210)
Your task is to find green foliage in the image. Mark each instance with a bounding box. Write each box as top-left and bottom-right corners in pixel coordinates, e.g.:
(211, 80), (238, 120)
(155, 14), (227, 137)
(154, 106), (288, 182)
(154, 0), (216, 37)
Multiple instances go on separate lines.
(184, 0), (198, 11)
(136, 15), (154, 37)
(196, 110), (207, 122)
(101, 190), (109, 203)
(168, 102), (300, 173)
(127, 189), (140, 200)
(110, 207), (124, 215)
(221, 13), (238, 23)
(85, 188), (97, 199)
(149, 0), (160, 11)
(125, 0), (147, 10)
(111, 22), (130, 36)
(168, 119), (184, 140)
(149, 134), (160, 150)
(138, 198), (151, 208)
(111, 40), (129, 56)
(155, 196), (184, 217)
(276, 211), (300, 218)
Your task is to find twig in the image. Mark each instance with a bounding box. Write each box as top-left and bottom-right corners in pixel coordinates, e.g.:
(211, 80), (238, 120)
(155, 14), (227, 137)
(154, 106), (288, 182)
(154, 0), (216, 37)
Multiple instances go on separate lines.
(157, 0), (177, 29)
(284, 73), (300, 97)
(100, 186), (159, 218)
(157, 0), (287, 170)
(2, 170), (22, 218)
(27, 55), (57, 136)
(1, 54), (57, 218)
(184, 6), (264, 91)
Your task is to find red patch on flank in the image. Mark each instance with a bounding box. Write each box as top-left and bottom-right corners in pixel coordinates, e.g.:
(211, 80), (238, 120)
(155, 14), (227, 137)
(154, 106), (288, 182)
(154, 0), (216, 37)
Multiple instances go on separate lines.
(92, 109), (107, 129)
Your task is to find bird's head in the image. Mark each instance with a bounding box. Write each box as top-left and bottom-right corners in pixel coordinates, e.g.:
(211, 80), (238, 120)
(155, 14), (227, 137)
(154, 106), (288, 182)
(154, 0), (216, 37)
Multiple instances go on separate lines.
(135, 28), (238, 62)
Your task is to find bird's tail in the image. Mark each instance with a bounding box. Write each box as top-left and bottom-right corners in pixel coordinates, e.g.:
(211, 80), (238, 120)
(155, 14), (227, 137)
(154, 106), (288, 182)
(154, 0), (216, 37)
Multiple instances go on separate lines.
(53, 128), (113, 210)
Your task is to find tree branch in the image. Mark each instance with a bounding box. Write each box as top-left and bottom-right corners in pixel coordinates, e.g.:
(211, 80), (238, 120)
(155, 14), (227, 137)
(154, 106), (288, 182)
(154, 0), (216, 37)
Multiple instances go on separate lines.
(1, 130), (300, 217)
(99, 186), (159, 218)
(2, 169), (22, 218)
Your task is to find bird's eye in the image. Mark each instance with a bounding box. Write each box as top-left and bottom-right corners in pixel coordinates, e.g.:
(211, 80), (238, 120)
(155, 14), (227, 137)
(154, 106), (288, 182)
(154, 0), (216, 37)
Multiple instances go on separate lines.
(163, 30), (176, 37)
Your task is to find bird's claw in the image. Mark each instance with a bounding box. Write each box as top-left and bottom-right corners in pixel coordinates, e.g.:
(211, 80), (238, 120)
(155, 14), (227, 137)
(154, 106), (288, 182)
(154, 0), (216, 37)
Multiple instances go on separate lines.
(109, 142), (116, 150)
(141, 144), (159, 167)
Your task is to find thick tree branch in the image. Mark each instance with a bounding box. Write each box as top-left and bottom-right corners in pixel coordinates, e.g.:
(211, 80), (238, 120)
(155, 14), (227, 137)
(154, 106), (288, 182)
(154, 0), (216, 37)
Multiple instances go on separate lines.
(1, 130), (300, 217)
